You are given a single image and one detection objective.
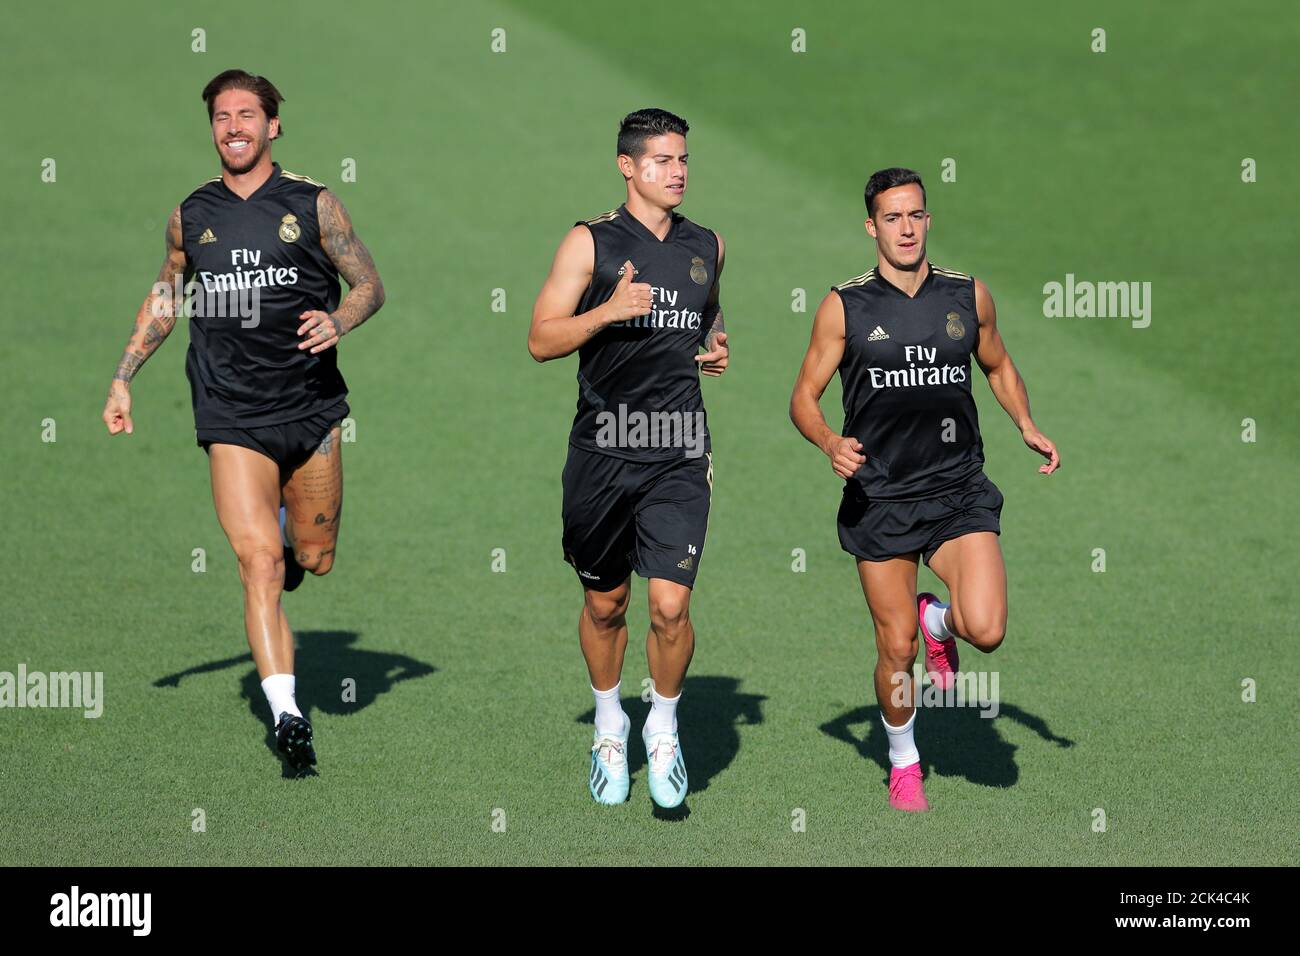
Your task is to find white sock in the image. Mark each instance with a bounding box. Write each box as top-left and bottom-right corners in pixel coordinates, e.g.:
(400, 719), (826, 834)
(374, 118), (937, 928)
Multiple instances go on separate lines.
(592, 682), (626, 736)
(925, 599), (954, 640)
(882, 710), (919, 769)
(261, 673), (302, 722)
(644, 687), (680, 736)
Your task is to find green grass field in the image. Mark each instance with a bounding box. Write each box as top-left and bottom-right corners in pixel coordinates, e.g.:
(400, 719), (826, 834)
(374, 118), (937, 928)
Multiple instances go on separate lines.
(1, 0), (1296, 865)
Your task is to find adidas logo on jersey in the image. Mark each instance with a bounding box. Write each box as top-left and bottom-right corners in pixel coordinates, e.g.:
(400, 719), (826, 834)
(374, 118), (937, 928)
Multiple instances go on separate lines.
(677, 555), (694, 571)
(198, 228), (217, 244)
(867, 326), (890, 341)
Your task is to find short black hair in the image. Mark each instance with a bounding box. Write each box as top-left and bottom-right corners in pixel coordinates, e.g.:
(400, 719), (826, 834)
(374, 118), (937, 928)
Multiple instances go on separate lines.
(202, 69), (285, 137)
(617, 108), (689, 159)
(865, 167), (925, 217)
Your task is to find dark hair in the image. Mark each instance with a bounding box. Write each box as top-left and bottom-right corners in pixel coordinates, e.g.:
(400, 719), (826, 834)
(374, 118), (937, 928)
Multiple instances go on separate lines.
(202, 70), (285, 137)
(865, 167), (926, 217)
(617, 108), (689, 159)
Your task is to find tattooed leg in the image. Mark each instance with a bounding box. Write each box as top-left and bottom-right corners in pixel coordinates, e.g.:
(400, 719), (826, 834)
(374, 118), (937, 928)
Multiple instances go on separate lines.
(209, 443), (295, 679)
(281, 425), (344, 576)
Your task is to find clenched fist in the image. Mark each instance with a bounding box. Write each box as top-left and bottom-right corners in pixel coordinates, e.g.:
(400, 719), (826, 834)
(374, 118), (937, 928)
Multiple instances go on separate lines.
(824, 434), (867, 479)
(103, 381), (134, 436)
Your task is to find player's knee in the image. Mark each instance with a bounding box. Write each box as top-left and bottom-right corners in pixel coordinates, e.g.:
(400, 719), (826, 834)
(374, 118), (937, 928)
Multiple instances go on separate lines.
(965, 617), (1006, 653)
(296, 545), (335, 576)
(587, 605), (625, 631)
(237, 546), (284, 591)
(876, 625), (919, 664)
(585, 592), (628, 631)
(648, 595), (690, 637)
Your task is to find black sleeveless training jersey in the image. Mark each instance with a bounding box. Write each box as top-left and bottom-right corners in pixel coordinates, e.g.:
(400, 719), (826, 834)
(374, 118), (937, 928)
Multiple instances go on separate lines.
(835, 263), (985, 500)
(568, 204), (718, 461)
(180, 163), (345, 428)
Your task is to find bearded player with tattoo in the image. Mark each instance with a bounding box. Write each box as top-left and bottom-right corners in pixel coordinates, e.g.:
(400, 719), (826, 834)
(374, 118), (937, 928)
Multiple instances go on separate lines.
(101, 70), (386, 774)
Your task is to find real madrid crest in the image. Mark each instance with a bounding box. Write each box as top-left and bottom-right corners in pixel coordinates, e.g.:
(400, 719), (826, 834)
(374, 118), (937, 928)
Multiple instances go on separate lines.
(945, 310), (964, 340)
(279, 213), (301, 244)
(689, 256), (708, 286)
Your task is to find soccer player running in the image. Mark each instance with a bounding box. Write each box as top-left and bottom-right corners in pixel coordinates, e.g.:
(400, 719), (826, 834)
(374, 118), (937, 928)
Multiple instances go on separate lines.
(529, 109), (729, 808)
(101, 70), (385, 774)
(790, 168), (1059, 811)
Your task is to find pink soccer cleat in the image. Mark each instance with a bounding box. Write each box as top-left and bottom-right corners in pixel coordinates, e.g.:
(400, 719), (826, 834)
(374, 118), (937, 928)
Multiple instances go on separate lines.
(888, 762), (930, 812)
(918, 591), (958, 691)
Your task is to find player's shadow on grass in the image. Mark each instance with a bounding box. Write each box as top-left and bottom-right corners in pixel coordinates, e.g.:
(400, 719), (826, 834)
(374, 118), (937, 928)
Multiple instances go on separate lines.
(820, 697), (1073, 789)
(576, 674), (766, 819)
(154, 630), (436, 777)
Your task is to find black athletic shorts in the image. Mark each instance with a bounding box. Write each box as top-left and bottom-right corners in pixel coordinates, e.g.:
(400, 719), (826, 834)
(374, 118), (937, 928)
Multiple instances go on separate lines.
(838, 470), (1003, 566)
(196, 398), (350, 471)
(561, 444), (713, 591)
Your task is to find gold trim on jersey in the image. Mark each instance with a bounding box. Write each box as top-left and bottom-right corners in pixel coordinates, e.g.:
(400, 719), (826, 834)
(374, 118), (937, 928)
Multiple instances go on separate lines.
(583, 209), (620, 225)
(835, 269), (876, 290)
(280, 169), (327, 188)
(931, 265), (972, 281)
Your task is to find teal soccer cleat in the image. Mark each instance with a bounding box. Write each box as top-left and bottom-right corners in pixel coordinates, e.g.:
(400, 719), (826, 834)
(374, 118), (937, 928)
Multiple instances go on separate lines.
(589, 712), (631, 805)
(642, 727), (687, 808)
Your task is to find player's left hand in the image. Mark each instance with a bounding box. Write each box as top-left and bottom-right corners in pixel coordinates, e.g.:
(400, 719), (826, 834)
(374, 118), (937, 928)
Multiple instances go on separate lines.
(696, 332), (729, 377)
(297, 310), (344, 353)
(1022, 426), (1060, 474)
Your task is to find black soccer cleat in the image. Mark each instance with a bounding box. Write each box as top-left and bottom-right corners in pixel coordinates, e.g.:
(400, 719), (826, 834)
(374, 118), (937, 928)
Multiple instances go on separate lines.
(275, 712), (317, 772)
(283, 545), (306, 593)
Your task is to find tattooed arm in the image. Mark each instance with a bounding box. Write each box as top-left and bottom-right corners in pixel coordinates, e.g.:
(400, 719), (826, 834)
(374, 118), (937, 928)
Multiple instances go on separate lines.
(696, 231), (728, 377)
(102, 206), (187, 435)
(297, 190), (386, 354)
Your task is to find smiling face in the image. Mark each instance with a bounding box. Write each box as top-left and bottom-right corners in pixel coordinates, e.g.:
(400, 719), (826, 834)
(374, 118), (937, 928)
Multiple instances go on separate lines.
(619, 132), (688, 209)
(865, 183), (930, 270)
(210, 88), (278, 175)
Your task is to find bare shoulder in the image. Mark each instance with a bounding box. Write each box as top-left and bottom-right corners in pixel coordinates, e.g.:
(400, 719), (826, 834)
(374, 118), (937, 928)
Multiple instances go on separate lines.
(562, 222), (594, 250)
(974, 277), (996, 323)
(554, 224), (595, 270)
(816, 288), (846, 330)
(316, 189), (353, 232)
(166, 205), (183, 247)
(161, 205), (187, 278)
